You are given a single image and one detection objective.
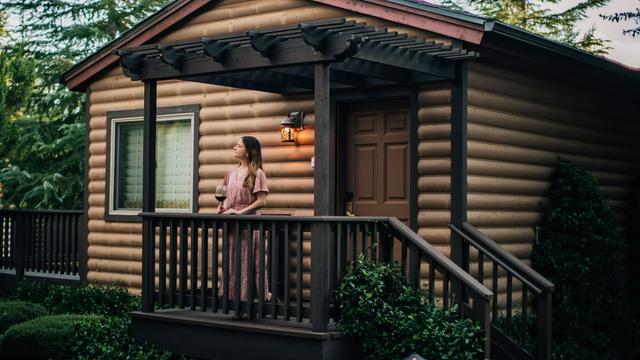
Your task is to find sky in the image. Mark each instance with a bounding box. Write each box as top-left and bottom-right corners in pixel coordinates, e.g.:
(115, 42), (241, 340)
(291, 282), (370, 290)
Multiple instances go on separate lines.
(429, 0), (640, 68)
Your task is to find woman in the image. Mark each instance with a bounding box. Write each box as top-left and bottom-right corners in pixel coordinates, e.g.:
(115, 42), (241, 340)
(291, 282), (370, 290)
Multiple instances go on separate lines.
(217, 136), (270, 318)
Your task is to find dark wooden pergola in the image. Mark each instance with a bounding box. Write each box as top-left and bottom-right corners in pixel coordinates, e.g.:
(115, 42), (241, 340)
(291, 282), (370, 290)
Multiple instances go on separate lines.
(116, 17), (476, 331)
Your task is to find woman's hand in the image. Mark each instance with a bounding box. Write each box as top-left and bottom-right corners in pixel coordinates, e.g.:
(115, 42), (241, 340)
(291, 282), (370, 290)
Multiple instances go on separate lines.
(217, 204), (225, 214)
(223, 208), (240, 215)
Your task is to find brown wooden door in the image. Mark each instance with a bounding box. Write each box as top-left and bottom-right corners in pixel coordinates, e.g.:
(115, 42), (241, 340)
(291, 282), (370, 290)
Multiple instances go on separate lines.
(345, 99), (411, 222)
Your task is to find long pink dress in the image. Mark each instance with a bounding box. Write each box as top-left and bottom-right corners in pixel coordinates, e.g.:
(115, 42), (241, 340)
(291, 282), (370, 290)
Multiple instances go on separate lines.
(221, 166), (269, 301)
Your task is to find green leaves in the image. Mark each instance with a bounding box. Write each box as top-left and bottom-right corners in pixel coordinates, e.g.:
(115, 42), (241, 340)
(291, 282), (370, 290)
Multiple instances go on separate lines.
(334, 257), (484, 360)
(532, 159), (639, 359)
(441, 0), (611, 54)
(0, 0), (171, 209)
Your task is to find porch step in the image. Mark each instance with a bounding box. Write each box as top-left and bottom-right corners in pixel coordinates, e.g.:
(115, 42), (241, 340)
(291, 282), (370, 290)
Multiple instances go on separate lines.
(131, 309), (357, 360)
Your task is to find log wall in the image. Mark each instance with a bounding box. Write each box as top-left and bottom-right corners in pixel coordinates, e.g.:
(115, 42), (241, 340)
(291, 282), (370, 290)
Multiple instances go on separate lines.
(85, 0), (452, 292)
(466, 61), (640, 294)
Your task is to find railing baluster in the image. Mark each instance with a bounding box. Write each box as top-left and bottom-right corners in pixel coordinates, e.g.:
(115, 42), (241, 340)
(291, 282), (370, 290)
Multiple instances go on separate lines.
(284, 222), (290, 321)
(336, 222), (344, 280)
(46, 214), (52, 273)
(506, 273), (513, 336)
(179, 219), (188, 309)
(371, 222), (377, 259)
(492, 262), (498, 323)
(169, 219), (177, 308)
(247, 221), (255, 318)
(428, 259), (435, 303)
(410, 244), (420, 288)
(65, 214), (71, 274)
(222, 220), (229, 314)
(443, 271), (450, 310)
(296, 222), (303, 322)
(355, 223), (361, 260)
(200, 219), (208, 312)
(190, 219), (197, 310)
(478, 252), (484, 285)
(361, 222), (367, 258)
(52, 214), (58, 273)
(270, 222), (278, 320)
(401, 237), (408, 275)
(159, 219), (166, 307)
(212, 220), (219, 313)
(522, 286), (528, 344)
(234, 221), (241, 316)
(258, 221), (265, 319)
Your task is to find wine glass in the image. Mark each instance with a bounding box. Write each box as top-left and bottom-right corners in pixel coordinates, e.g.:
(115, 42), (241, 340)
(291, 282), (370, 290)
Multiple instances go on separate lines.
(215, 184), (227, 204)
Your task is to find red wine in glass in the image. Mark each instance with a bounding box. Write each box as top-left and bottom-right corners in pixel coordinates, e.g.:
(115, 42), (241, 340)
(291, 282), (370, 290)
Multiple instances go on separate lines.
(215, 194), (227, 203)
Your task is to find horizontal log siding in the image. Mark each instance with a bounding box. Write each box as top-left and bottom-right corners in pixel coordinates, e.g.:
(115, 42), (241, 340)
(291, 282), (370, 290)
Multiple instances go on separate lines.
(85, 0), (453, 293)
(418, 83), (453, 256)
(466, 61), (640, 292)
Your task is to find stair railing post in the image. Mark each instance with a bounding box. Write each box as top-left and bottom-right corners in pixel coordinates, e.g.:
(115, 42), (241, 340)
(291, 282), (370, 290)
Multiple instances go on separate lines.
(141, 80), (157, 313)
(537, 290), (552, 360)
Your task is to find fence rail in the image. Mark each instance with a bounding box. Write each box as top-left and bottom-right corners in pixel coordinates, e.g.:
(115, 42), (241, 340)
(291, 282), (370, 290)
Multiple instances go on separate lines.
(450, 222), (554, 360)
(141, 213), (493, 354)
(0, 209), (85, 284)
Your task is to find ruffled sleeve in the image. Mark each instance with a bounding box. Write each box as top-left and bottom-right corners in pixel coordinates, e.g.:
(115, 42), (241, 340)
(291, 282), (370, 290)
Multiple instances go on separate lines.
(253, 168), (269, 194)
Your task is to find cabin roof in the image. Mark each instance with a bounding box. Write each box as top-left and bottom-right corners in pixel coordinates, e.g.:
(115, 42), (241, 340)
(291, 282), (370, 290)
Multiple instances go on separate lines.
(60, 0), (640, 92)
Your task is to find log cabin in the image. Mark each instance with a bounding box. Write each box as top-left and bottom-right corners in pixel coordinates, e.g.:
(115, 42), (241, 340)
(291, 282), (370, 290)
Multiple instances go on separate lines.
(57, 0), (640, 359)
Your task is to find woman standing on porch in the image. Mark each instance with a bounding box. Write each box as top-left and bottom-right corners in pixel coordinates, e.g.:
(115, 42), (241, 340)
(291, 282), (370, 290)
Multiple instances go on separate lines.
(217, 136), (270, 317)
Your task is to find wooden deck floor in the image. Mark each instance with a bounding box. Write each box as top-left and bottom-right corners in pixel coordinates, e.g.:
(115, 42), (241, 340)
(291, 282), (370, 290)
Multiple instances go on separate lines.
(131, 309), (356, 360)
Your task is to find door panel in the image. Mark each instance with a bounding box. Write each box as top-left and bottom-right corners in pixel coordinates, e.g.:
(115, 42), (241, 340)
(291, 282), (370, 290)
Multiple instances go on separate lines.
(345, 100), (410, 222)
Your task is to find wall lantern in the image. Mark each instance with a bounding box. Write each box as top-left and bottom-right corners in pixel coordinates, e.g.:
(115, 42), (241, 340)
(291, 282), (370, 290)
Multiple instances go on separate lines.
(280, 112), (304, 143)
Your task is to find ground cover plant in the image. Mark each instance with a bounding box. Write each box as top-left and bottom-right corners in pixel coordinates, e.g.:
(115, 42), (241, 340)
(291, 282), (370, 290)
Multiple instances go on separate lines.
(0, 280), (178, 360)
(335, 256), (484, 360)
(0, 300), (48, 333)
(532, 159), (640, 359)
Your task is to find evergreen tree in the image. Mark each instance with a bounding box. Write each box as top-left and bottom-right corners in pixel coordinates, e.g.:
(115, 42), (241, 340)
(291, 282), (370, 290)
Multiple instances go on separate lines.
(532, 159), (638, 359)
(0, 0), (171, 209)
(601, 4), (640, 38)
(441, 0), (611, 54)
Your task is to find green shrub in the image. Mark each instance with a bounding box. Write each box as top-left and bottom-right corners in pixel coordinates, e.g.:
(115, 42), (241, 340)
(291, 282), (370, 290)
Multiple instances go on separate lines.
(0, 314), (173, 360)
(335, 256), (484, 360)
(0, 314), (103, 359)
(532, 159), (639, 359)
(0, 301), (49, 333)
(14, 281), (140, 318)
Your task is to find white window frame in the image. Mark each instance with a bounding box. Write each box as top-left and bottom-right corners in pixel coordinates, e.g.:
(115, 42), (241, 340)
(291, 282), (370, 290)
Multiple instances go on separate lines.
(108, 112), (196, 216)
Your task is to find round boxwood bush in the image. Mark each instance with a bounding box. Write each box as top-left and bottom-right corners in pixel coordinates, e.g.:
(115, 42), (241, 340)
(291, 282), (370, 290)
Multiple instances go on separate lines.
(335, 256), (484, 360)
(0, 314), (104, 359)
(0, 301), (48, 333)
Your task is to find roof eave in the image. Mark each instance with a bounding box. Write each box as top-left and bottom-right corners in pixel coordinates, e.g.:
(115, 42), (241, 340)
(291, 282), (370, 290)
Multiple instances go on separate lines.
(60, 0), (212, 92)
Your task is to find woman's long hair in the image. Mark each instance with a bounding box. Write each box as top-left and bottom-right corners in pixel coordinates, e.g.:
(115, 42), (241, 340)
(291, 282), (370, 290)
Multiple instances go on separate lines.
(241, 136), (263, 189)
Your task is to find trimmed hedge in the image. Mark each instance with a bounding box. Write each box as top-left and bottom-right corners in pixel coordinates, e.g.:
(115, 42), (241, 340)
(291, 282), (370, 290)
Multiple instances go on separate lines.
(335, 256), (484, 360)
(0, 301), (48, 333)
(13, 280), (140, 318)
(0, 314), (104, 359)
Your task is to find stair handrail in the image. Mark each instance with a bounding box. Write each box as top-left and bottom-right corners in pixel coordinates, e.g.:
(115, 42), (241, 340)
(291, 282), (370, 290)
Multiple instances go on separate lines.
(450, 222), (554, 360)
(388, 218), (494, 299)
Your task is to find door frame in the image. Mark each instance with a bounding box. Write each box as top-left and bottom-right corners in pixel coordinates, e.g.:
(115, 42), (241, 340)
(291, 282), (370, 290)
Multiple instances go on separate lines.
(331, 86), (419, 232)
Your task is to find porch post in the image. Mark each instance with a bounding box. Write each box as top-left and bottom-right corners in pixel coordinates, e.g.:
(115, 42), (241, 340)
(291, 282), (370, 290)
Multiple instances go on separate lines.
(141, 80), (157, 313)
(450, 61), (468, 269)
(311, 63), (333, 332)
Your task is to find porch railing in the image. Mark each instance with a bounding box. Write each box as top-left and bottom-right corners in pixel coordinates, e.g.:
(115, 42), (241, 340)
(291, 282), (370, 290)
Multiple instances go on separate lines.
(0, 209), (84, 284)
(141, 213), (493, 354)
(450, 222), (554, 360)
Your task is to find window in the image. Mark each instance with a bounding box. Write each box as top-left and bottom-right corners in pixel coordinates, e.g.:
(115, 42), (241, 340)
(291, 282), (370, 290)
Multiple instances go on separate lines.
(105, 106), (199, 221)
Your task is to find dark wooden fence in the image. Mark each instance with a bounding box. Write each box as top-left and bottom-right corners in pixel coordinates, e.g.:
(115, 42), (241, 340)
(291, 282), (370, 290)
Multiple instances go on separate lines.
(0, 209), (85, 285)
(140, 213), (493, 354)
(450, 223), (554, 360)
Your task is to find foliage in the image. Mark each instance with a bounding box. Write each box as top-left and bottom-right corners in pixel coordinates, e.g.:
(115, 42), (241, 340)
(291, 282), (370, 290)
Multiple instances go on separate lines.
(532, 159), (639, 359)
(601, 5), (640, 38)
(0, 314), (104, 359)
(334, 256), (484, 360)
(0, 300), (48, 333)
(494, 308), (537, 355)
(13, 280), (140, 318)
(441, 0), (611, 54)
(0, 0), (171, 209)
